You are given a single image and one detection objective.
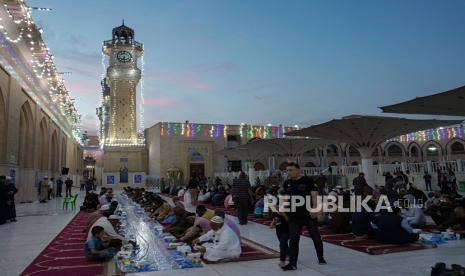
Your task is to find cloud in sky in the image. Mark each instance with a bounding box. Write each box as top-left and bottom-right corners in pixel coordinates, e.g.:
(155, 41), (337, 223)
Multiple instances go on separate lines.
(145, 69), (211, 90)
(143, 97), (176, 108)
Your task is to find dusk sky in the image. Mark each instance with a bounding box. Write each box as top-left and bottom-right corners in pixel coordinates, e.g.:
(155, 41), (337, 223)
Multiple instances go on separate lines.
(31, 0), (465, 134)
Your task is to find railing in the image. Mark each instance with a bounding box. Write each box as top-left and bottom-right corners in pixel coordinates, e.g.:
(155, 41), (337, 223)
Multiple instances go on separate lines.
(103, 39), (143, 49)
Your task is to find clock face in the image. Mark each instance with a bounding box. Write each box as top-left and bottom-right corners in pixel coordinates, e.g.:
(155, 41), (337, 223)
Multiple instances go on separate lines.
(116, 50), (132, 63)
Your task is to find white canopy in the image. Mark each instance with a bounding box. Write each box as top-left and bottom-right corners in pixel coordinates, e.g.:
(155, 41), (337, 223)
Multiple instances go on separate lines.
(216, 138), (328, 161)
(285, 115), (462, 152)
(285, 115), (462, 185)
(380, 85), (465, 116)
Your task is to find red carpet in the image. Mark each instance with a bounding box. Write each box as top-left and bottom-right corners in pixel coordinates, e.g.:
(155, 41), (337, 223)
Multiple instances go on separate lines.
(160, 193), (437, 255)
(21, 211), (104, 276)
(210, 237), (279, 264)
(311, 229), (436, 255)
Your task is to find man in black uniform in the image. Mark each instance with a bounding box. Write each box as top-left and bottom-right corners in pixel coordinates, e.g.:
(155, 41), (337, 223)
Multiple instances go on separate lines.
(281, 162), (326, 271)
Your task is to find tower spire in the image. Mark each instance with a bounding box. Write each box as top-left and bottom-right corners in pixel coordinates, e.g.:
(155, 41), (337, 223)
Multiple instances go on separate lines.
(122, 19), (125, 26)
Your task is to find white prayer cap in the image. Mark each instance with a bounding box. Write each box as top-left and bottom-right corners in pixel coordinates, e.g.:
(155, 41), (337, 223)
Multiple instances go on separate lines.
(44, 176), (49, 178)
(5, 176), (12, 180)
(109, 215), (121, 220)
(210, 216), (224, 224)
(100, 205), (110, 211)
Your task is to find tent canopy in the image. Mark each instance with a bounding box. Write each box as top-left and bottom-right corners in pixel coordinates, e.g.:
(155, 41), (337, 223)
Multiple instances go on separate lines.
(215, 138), (328, 161)
(380, 85), (465, 116)
(285, 115), (463, 153)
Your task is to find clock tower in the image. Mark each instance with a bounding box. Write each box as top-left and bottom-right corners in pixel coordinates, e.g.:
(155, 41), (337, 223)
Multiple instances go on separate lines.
(97, 22), (147, 187)
(102, 22), (143, 146)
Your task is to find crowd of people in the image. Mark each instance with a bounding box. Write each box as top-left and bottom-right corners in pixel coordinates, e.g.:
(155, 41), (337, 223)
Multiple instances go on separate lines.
(37, 175), (74, 203)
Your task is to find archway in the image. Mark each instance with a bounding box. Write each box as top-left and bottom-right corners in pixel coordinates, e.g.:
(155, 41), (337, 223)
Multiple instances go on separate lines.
(423, 141), (442, 159)
(61, 136), (67, 169)
(38, 118), (49, 171)
(386, 143), (404, 157)
(351, 161), (359, 166)
(18, 102), (34, 168)
(450, 140), (465, 155)
(326, 144), (339, 157)
(50, 130), (59, 174)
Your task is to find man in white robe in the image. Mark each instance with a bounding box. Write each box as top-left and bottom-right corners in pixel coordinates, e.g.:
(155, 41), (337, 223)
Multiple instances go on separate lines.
(192, 216), (241, 262)
(87, 215), (124, 242)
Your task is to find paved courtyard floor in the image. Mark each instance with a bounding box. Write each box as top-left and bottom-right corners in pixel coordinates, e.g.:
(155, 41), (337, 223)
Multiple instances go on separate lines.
(1, 190), (464, 276)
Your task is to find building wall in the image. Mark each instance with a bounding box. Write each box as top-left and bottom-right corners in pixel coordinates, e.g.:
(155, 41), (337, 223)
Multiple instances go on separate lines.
(0, 64), (83, 202)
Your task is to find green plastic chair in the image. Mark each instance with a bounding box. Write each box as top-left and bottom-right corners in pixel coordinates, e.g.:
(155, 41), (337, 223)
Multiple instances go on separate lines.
(62, 196), (72, 210)
(62, 194), (78, 210)
(69, 194), (79, 210)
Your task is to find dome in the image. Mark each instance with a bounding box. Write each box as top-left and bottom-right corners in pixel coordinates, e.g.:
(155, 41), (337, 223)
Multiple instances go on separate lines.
(112, 20), (134, 44)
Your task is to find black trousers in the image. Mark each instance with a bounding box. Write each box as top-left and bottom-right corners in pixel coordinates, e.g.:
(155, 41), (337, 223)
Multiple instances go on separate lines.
(425, 181), (432, 191)
(66, 186), (72, 197)
(288, 218), (324, 266)
(276, 228), (289, 262)
(234, 197), (249, 224)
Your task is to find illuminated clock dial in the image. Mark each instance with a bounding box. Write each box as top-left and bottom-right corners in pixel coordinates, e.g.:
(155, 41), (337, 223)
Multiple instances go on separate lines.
(116, 50), (132, 63)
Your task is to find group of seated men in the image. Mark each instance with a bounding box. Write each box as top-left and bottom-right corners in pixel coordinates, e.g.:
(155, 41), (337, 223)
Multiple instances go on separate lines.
(125, 187), (242, 262)
(328, 184), (465, 244)
(83, 197), (125, 261)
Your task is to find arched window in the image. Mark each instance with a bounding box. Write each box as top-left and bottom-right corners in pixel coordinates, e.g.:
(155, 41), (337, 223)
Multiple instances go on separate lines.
(426, 145), (439, 156)
(451, 141), (465, 155)
(327, 145), (339, 157)
(387, 144), (403, 157)
(410, 146), (419, 157)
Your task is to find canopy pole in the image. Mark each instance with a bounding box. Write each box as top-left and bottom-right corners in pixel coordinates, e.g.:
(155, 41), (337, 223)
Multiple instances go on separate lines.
(358, 147), (375, 187)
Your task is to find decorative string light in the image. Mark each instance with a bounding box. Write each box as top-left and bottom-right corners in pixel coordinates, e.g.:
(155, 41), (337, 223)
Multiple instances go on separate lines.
(159, 122), (296, 139)
(393, 124), (464, 143)
(0, 2), (82, 143)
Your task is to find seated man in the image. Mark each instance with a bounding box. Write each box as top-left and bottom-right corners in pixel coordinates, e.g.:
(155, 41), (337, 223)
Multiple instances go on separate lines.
(198, 188), (212, 203)
(84, 204), (112, 233)
(178, 216), (211, 243)
(196, 205), (214, 220)
(81, 191), (100, 211)
(192, 216), (241, 262)
(85, 226), (116, 261)
(88, 214), (125, 249)
(153, 201), (173, 221)
(376, 208), (419, 244)
(214, 210), (240, 239)
(401, 194), (426, 228)
(438, 206), (465, 233)
(351, 208), (376, 237)
(165, 206), (193, 235)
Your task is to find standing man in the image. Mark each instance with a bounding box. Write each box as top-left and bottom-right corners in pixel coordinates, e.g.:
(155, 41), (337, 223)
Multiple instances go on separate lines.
(423, 171), (432, 191)
(281, 163), (325, 271)
(5, 176), (18, 222)
(65, 177), (73, 197)
(0, 176), (8, 224)
(352, 172), (368, 195)
(231, 172), (252, 225)
(48, 177), (54, 200)
(56, 177), (63, 197)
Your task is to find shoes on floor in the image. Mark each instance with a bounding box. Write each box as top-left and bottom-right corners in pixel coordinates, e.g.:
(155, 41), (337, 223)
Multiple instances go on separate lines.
(281, 264), (297, 271)
(318, 257), (327, 265)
